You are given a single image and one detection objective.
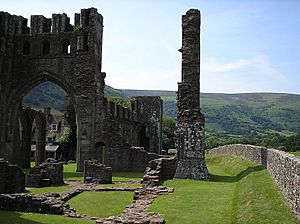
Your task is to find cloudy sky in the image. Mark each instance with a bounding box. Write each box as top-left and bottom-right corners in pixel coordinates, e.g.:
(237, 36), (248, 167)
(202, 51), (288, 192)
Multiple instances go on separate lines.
(2, 0), (300, 93)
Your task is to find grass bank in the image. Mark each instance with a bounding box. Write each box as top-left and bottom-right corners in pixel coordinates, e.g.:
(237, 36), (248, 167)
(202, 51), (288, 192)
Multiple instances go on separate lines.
(148, 154), (297, 224)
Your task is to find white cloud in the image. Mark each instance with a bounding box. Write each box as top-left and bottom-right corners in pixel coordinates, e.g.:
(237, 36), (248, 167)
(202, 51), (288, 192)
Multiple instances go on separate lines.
(201, 55), (287, 93)
(203, 57), (251, 73)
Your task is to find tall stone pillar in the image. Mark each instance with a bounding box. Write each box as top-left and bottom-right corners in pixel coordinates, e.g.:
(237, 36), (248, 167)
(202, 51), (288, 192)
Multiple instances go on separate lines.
(174, 9), (209, 180)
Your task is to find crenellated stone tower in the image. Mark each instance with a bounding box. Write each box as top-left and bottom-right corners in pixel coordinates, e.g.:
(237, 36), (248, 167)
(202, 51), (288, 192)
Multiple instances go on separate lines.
(174, 9), (209, 180)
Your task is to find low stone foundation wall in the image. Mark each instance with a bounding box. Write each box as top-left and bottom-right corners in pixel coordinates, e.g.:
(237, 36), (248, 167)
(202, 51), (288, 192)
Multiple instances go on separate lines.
(84, 160), (112, 184)
(0, 158), (25, 193)
(26, 158), (64, 187)
(210, 144), (300, 218)
(0, 193), (70, 214)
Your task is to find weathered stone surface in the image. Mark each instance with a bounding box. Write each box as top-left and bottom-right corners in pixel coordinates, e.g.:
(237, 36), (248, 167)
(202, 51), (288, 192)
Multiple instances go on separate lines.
(0, 193), (70, 214)
(26, 158), (64, 187)
(174, 9), (209, 180)
(84, 160), (112, 184)
(143, 157), (177, 187)
(210, 144), (300, 218)
(0, 158), (25, 193)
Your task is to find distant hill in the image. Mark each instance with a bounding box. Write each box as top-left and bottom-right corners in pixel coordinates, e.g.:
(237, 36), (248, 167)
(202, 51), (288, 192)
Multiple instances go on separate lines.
(121, 89), (176, 97)
(120, 89), (300, 135)
(22, 82), (300, 135)
(22, 82), (128, 112)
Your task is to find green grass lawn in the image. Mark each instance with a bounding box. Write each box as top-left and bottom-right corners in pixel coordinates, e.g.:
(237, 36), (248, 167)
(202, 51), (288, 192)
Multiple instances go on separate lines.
(28, 184), (71, 195)
(148, 154), (297, 224)
(112, 172), (143, 182)
(67, 191), (134, 217)
(63, 163), (84, 181)
(0, 210), (93, 224)
(290, 151), (300, 156)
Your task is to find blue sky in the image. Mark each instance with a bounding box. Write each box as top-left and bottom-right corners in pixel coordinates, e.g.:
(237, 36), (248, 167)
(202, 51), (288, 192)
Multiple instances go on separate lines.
(1, 0), (300, 93)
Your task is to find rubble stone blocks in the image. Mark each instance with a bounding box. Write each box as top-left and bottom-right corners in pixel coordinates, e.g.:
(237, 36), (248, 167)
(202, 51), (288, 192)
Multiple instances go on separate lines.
(210, 144), (300, 218)
(26, 158), (64, 187)
(0, 193), (70, 214)
(0, 158), (25, 193)
(174, 9), (209, 180)
(84, 160), (112, 184)
(143, 158), (177, 187)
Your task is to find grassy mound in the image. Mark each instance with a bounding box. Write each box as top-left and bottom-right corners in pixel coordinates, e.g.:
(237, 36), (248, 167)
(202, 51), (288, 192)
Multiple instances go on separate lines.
(148, 154), (297, 224)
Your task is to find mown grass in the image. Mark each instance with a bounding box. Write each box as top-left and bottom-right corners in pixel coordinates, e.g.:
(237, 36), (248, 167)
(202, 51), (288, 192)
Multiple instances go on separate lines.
(148, 154), (297, 224)
(0, 210), (93, 224)
(63, 163), (84, 181)
(112, 172), (143, 182)
(290, 151), (300, 156)
(67, 191), (134, 218)
(28, 184), (71, 195)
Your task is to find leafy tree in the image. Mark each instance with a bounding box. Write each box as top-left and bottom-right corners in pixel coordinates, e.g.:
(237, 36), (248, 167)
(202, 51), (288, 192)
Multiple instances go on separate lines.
(107, 96), (131, 108)
(162, 116), (176, 150)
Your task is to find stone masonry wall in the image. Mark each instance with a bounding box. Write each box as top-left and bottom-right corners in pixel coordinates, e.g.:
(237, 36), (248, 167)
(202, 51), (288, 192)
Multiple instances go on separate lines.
(105, 146), (162, 172)
(209, 144), (267, 165)
(26, 158), (64, 187)
(0, 193), (69, 214)
(143, 157), (177, 187)
(84, 160), (112, 184)
(210, 144), (300, 218)
(0, 158), (25, 193)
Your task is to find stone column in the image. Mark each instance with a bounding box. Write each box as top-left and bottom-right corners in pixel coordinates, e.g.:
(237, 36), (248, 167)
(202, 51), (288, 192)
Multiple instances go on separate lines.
(35, 111), (46, 166)
(174, 9), (209, 180)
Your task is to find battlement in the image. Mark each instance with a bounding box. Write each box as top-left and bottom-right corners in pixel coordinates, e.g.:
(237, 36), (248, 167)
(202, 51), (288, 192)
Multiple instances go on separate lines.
(0, 8), (103, 36)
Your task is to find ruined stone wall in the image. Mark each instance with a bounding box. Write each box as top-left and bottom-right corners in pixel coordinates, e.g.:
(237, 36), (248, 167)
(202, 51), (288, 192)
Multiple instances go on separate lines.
(0, 8), (105, 171)
(84, 160), (112, 184)
(143, 157), (177, 187)
(174, 9), (208, 180)
(0, 193), (68, 214)
(0, 8), (163, 173)
(0, 158), (25, 193)
(26, 158), (64, 187)
(94, 97), (163, 172)
(105, 146), (162, 172)
(210, 144), (300, 217)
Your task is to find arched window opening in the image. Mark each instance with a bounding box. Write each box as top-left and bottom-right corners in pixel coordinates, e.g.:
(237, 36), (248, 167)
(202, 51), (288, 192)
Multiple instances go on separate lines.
(62, 41), (71, 54)
(42, 41), (50, 55)
(23, 42), (31, 55)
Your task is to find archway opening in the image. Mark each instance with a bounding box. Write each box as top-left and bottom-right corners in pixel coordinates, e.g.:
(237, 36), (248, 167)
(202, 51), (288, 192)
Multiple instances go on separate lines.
(62, 40), (71, 54)
(18, 81), (78, 168)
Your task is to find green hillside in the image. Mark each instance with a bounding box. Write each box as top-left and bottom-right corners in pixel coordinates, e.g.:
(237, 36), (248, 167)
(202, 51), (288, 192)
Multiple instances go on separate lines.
(122, 89), (300, 135)
(22, 82), (127, 112)
(22, 82), (300, 136)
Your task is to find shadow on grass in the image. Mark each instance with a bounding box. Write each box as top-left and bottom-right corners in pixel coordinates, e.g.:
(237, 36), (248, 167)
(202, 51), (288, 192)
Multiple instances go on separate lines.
(0, 211), (40, 224)
(210, 166), (266, 183)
